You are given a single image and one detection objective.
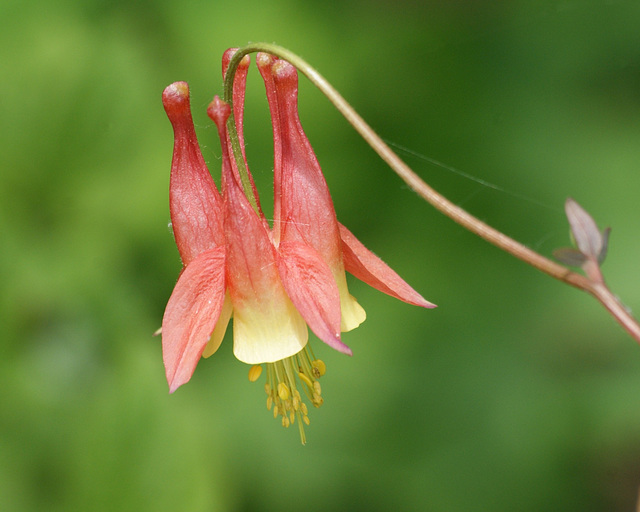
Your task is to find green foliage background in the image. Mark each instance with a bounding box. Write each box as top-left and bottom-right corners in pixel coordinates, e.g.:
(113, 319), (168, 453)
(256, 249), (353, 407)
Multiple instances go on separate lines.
(2, 1), (640, 510)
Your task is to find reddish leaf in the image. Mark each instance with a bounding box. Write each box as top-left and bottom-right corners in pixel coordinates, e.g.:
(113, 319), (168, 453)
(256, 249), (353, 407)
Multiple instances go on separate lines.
(565, 198), (603, 260)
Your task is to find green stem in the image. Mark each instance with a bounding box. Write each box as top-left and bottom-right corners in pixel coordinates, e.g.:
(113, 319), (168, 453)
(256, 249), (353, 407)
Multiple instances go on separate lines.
(222, 52), (258, 213)
(225, 42), (640, 345)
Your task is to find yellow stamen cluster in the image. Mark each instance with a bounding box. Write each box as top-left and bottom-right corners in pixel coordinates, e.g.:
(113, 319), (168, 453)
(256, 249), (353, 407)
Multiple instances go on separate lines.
(248, 345), (326, 445)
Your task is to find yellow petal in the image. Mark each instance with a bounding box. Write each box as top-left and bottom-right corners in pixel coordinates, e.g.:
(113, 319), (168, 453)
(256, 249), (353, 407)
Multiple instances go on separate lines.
(202, 292), (233, 358)
(233, 296), (308, 364)
(335, 272), (366, 332)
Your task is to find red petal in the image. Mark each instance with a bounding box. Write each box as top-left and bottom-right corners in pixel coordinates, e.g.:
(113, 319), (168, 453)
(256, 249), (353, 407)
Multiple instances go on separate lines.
(209, 97), (282, 315)
(257, 53), (284, 242)
(278, 241), (351, 355)
(218, 115), (284, 307)
(339, 224), (436, 309)
(162, 82), (224, 266)
(262, 58), (343, 269)
(162, 246), (227, 393)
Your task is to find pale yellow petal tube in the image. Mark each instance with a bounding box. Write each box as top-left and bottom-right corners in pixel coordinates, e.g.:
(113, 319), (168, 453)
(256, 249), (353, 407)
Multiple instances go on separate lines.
(335, 271), (366, 332)
(233, 294), (308, 364)
(202, 292), (233, 358)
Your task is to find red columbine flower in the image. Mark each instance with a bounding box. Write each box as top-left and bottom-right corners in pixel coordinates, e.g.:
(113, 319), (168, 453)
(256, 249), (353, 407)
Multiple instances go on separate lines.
(160, 49), (435, 442)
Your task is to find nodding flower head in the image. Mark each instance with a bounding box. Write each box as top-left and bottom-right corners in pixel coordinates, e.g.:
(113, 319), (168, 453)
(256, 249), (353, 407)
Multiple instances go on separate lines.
(160, 48), (435, 443)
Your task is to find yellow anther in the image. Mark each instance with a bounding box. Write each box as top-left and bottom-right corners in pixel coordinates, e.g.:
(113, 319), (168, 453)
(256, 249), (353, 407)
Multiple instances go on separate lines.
(248, 365), (263, 382)
(257, 346), (330, 443)
(298, 371), (313, 388)
(312, 359), (326, 377)
(277, 382), (290, 401)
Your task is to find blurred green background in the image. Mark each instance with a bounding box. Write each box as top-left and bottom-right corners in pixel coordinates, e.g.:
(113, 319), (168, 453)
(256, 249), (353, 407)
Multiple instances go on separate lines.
(2, 0), (640, 510)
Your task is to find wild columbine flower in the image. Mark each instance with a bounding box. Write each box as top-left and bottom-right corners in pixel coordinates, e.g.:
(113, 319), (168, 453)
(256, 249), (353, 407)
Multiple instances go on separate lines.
(161, 49), (435, 442)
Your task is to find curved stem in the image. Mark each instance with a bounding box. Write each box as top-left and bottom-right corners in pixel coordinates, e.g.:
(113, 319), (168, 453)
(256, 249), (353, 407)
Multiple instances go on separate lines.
(229, 43), (640, 345)
(223, 53), (258, 212)
(590, 283), (640, 341)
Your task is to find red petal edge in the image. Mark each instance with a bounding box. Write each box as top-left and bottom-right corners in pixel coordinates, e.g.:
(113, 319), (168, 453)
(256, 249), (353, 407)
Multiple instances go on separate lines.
(162, 246), (227, 392)
(339, 224), (436, 309)
(277, 241), (352, 355)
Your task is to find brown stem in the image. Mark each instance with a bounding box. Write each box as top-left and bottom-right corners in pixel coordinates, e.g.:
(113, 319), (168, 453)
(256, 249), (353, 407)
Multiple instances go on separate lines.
(235, 43), (640, 345)
(588, 283), (640, 342)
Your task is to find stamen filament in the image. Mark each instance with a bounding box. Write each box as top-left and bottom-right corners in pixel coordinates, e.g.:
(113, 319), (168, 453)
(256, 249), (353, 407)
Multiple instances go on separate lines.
(250, 344), (326, 444)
